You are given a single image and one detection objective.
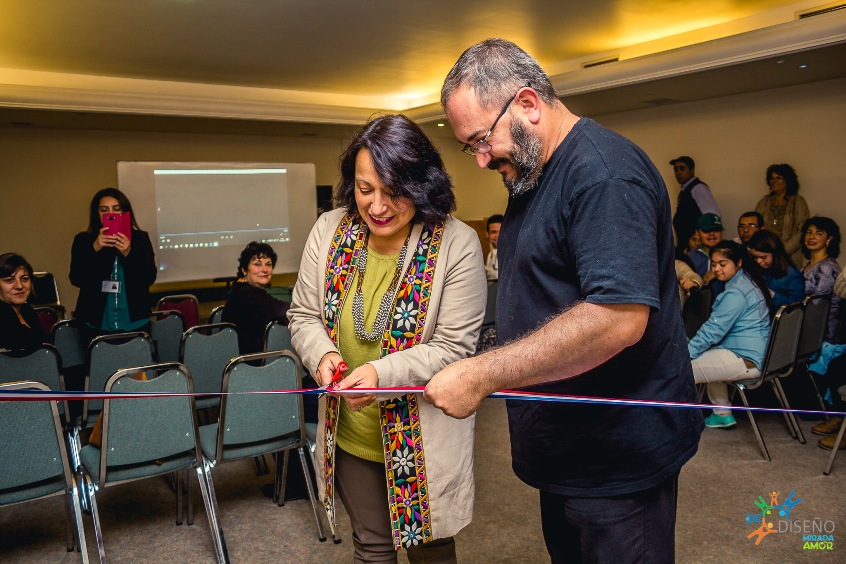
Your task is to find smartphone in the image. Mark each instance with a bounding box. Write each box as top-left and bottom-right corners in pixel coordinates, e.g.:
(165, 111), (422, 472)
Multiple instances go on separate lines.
(102, 211), (132, 241)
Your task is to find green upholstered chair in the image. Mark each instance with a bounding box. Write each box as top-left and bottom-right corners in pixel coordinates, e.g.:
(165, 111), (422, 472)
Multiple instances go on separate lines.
(78, 363), (227, 563)
(0, 381), (88, 561)
(179, 323), (239, 412)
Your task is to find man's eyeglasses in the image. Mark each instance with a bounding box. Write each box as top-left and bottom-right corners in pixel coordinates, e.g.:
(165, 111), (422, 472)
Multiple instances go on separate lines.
(461, 83), (530, 156)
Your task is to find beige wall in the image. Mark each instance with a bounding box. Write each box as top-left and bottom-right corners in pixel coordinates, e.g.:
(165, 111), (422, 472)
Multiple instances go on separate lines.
(2, 76), (844, 313)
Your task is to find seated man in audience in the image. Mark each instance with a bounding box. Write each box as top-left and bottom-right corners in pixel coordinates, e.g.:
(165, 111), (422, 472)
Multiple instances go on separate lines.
(734, 211), (764, 245)
(688, 213), (724, 279)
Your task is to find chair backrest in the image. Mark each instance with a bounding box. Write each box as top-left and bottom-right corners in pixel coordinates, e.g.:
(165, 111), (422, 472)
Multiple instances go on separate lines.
(30, 272), (61, 307)
(32, 306), (60, 334)
(156, 294), (200, 329)
(683, 285), (713, 339)
(761, 302), (804, 378)
(85, 332), (155, 423)
(208, 305), (225, 325)
(0, 381), (73, 506)
(150, 310), (186, 363)
(481, 281), (497, 329)
(264, 320), (293, 352)
(179, 323), (239, 395)
(797, 294), (832, 362)
(0, 345), (67, 422)
(214, 351), (303, 461)
(51, 320), (86, 369)
(99, 363), (200, 484)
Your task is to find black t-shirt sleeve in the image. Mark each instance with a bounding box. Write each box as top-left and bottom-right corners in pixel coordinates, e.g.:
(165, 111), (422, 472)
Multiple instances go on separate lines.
(568, 178), (661, 309)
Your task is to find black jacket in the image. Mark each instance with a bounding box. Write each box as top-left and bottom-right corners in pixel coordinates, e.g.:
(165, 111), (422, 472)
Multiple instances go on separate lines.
(69, 230), (157, 326)
(222, 282), (289, 354)
(0, 301), (47, 350)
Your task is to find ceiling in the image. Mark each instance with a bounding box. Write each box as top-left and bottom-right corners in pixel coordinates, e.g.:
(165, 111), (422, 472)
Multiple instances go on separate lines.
(1, 0), (845, 137)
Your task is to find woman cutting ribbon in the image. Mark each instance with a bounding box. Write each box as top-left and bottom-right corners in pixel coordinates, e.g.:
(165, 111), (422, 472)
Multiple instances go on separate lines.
(288, 114), (486, 562)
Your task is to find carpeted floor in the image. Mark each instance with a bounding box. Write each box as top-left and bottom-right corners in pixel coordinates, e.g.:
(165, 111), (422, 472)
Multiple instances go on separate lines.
(1, 398), (845, 562)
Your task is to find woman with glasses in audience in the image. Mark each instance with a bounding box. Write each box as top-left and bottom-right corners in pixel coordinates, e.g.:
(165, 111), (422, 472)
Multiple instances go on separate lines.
(688, 241), (773, 429)
(800, 216), (842, 343)
(288, 114), (486, 562)
(747, 230), (805, 309)
(70, 188), (157, 343)
(755, 163), (809, 266)
(0, 252), (46, 351)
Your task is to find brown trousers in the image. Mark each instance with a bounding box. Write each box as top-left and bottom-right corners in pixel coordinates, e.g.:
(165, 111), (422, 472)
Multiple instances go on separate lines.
(335, 448), (457, 563)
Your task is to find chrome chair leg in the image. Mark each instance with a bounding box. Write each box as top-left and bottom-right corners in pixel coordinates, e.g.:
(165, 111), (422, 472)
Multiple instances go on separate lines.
(736, 387), (771, 461)
(298, 447), (328, 542)
(773, 379), (806, 444)
(83, 474), (106, 564)
(823, 418), (846, 475)
(195, 463), (228, 563)
(69, 474), (90, 563)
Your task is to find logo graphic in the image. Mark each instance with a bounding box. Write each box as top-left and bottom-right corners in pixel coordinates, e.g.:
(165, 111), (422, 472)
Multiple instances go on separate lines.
(745, 490), (835, 550)
(745, 490), (802, 545)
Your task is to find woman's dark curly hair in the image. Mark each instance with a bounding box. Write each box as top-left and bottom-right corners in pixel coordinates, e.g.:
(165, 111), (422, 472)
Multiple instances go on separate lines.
(766, 163), (800, 198)
(801, 216), (841, 259)
(237, 242), (277, 278)
(335, 114), (455, 225)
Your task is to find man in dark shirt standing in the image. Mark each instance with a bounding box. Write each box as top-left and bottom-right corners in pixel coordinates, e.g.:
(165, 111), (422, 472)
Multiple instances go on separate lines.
(671, 155), (720, 252)
(425, 39), (702, 563)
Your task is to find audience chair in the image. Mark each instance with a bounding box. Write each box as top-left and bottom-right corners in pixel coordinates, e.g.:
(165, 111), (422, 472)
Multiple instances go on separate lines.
(33, 305), (61, 335)
(728, 302), (804, 461)
(30, 271), (66, 319)
(151, 310), (186, 363)
(208, 305), (225, 325)
(157, 294), (200, 329)
(197, 351), (331, 548)
(796, 294), (833, 413)
(179, 323), (239, 412)
(0, 344), (69, 426)
(0, 381), (88, 561)
(264, 320), (293, 353)
(78, 363), (227, 563)
(52, 320), (88, 394)
(682, 285), (713, 340)
(83, 332), (155, 428)
(823, 384), (846, 475)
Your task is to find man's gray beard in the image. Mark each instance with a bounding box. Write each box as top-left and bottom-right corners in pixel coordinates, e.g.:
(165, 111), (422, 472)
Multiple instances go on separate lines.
(501, 119), (544, 196)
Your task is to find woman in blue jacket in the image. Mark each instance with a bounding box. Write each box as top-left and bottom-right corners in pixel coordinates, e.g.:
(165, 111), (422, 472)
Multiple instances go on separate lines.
(747, 230), (805, 309)
(689, 241), (772, 428)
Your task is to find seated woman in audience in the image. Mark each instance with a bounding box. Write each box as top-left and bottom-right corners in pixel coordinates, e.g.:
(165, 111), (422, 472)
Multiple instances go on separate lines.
(0, 253), (47, 351)
(800, 216), (842, 342)
(747, 230), (804, 309)
(755, 163), (810, 266)
(70, 188), (157, 343)
(221, 241), (290, 354)
(689, 241), (772, 429)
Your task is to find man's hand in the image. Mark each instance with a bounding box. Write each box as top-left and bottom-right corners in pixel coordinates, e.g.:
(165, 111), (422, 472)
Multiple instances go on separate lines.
(424, 357), (488, 419)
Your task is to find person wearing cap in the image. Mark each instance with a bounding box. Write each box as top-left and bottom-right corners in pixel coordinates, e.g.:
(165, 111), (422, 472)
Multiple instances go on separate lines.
(670, 156), (720, 253)
(688, 213), (724, 278)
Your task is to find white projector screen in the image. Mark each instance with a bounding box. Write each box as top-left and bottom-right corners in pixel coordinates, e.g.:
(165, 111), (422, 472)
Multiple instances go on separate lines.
(117, 161), (317, 284)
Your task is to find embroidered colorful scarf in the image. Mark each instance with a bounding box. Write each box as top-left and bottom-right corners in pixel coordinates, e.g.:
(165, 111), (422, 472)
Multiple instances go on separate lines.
(321, 212), (443, 550)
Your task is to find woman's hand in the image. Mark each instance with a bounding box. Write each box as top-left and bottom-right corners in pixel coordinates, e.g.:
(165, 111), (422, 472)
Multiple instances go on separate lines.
(335, 363), (378, 412)
(114, 233), (132, 257)
(316, 352), (345, 387)
(703, 270), (716, 284)
(93, 227), (118, 252)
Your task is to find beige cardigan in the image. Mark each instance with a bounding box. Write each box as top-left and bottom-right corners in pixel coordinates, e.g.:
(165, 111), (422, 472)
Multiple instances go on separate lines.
(288, 208), (487, 541)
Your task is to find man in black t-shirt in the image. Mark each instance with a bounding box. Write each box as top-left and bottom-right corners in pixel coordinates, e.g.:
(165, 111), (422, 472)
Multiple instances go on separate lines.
(425, 39), (702, 563)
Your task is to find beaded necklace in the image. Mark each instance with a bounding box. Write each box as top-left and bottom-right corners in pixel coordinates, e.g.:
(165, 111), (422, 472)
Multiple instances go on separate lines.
(351, 231), (410, 342)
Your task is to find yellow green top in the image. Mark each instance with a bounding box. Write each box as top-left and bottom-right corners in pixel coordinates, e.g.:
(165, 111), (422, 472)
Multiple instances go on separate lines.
(335, 248), (400, 462)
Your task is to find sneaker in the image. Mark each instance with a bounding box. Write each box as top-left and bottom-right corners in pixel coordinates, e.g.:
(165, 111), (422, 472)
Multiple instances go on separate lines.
(704, 413), (737, 428)
(818, 432), (846, 450)
(811, 416), (844, 436)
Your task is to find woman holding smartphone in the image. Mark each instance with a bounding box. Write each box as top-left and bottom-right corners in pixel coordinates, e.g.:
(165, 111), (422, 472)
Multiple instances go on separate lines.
(70, 187), (157, 342)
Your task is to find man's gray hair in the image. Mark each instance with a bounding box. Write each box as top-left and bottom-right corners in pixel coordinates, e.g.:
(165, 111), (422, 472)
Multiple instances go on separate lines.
(441, 38), (558, 110)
